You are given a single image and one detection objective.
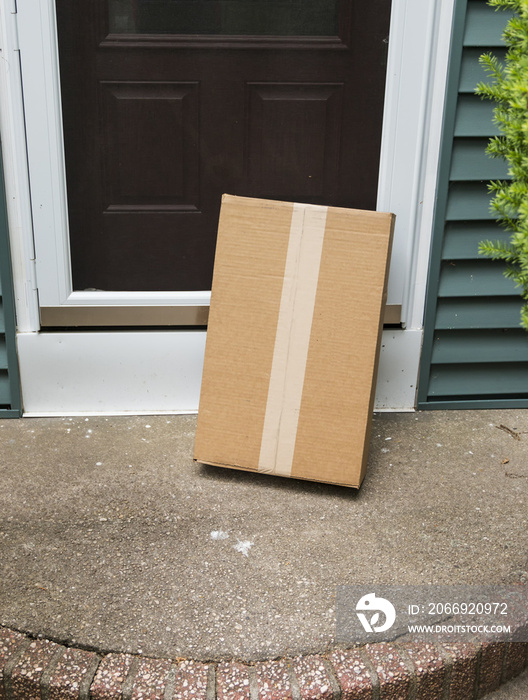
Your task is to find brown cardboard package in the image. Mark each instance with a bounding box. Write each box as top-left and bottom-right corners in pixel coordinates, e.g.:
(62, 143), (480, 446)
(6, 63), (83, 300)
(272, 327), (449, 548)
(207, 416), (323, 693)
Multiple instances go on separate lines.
(194, 195), (395, 488)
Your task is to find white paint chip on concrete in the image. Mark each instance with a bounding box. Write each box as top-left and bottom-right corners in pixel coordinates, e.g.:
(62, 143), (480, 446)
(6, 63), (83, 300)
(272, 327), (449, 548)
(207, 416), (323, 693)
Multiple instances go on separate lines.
(210, 530), (229, 541)
(234, 540), (253, 557)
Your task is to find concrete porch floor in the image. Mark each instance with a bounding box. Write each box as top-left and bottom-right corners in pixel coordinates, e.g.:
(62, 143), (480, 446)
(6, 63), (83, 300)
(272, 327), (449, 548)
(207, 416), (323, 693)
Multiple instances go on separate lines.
(0, 410), (527, 698)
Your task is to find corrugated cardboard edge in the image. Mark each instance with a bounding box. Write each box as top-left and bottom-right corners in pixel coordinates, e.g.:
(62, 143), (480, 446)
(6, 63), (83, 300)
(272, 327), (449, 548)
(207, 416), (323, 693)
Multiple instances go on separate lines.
(197, 459), (367, 490)
(355, 211), (396, 487)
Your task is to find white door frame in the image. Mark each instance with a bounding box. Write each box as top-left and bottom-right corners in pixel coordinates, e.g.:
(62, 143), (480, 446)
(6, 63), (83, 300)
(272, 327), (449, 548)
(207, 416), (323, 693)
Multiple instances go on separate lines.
(0, 0), (456, 414)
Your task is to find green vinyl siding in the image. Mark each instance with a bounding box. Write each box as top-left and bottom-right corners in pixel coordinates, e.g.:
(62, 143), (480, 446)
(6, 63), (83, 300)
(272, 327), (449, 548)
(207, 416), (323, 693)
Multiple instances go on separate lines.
(0, 139), (21, 417)
(445, 181), (500, 219)
(431, 329), (528, 363)
(418, 0), (528, 409)
(454, 95), (500, 136)
(442, 221), (509, 258)
(459, 47), (506, 90)
(450, 138), (509, 180)
(438, 260), (518, 297)
(428, 363), (527, 397)
(435, 297), (524, 330)
(463, 0), (510, 44)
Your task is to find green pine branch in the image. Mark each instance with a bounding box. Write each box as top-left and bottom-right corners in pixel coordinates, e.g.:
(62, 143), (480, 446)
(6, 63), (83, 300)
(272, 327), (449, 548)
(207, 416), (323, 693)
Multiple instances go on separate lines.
(476, 0), (528, 330)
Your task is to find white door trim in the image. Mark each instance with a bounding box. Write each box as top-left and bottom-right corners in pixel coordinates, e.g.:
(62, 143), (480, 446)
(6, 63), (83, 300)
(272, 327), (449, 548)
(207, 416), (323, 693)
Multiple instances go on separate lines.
(15, 0), (212, 312)
(0, 0), (39, 332)
(1, 0), (457, 413)
(376, 0), (457, 330)
(14, 0), (453, 319)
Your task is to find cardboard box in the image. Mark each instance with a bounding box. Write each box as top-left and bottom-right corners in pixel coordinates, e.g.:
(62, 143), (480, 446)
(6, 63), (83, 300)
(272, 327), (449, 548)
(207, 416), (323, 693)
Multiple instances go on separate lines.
(194, 195), (395, 488)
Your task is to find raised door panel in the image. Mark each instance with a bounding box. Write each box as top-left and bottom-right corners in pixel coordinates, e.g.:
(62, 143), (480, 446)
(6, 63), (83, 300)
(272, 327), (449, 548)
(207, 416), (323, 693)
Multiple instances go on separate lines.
(246, 83), (343, 201)
(101, 81), (200, 210)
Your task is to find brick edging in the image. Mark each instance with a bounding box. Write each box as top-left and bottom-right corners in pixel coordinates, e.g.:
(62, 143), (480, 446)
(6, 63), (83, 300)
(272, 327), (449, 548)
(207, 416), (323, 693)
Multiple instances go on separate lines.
(0, 626), (526, 700)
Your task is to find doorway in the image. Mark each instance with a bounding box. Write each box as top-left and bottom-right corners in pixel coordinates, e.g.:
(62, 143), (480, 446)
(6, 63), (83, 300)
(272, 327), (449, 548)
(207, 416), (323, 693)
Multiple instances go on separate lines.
(55, 0), (391, 297)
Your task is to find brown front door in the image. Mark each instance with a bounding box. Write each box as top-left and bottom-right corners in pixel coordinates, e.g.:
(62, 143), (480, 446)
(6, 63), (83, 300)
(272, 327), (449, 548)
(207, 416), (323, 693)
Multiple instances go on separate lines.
(56, 0), (391, 293)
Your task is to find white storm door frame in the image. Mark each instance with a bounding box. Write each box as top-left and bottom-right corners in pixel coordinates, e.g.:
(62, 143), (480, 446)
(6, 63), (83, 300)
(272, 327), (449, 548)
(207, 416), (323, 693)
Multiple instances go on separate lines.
(15, 0), (210, 317)
(1, 0), (457, 413)
(14, 0), (451, 322)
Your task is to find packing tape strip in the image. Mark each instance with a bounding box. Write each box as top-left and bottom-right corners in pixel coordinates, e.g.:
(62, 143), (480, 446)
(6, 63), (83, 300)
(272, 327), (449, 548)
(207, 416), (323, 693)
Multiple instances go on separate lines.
(258, 202), (328, 476)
